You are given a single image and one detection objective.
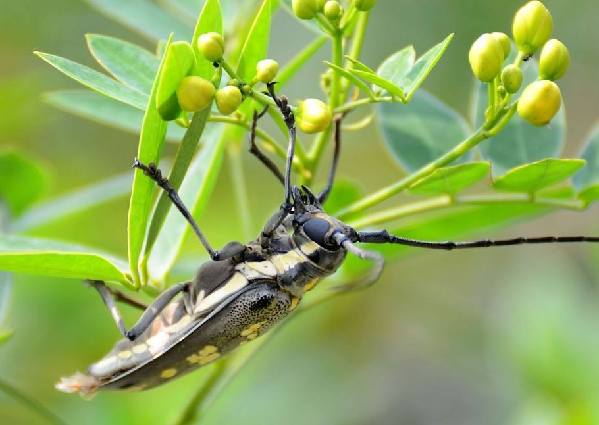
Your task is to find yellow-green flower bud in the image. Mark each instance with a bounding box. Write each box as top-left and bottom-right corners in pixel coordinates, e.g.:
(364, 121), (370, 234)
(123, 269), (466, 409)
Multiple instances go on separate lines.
(256, 59), (279, 84)
(355, 0), (376, 12)
(324, 1), (343, 20)
(501, 65), (523, 93)
(215, 86), (243, 115)
(292, 0), (321, 20)
(176, 76), (215, 112)
(468, 33), (505, 82)
(512, 1), (553, 54)
(539, 39), (570, 81)
(517, 80), (561, 126)
(491, 32), (512, 58)
(197, 32), (225, 62)
(297, 98), (332, 134)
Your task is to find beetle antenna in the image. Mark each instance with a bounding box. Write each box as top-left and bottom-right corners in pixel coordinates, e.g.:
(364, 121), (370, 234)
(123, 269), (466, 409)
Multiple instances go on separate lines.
(248, 106), (285, 185)
(318, 114), (343, 204)
(357, 230), (599, 250)
(331, 232), (385, 291)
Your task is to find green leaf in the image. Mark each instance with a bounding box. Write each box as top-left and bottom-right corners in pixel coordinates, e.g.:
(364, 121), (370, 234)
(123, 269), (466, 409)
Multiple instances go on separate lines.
(325, 180), (364, 216)
(474, 60), (566, 174)
(0, 329), (12, 346)
(128, 36), (172, 287)
(191, 0), (223, 79)
(12, 172), (131, 232)
(0, 273), (12, 346)
(351, 69), (406, 102)
(325, 62), (375, 98)
(86, 34), (159, 94)
(85, 0), (193, 42)
(410, 162), (490, 196)
(44, 90), (185, 140)
(236, 0), (273, 82)
(147, 127), (227, 285)
(345, 56), (376, 73)
(578, 185), (599, 204)
(376, 45), (415, 89)
(0, 235), (132, 286)
(34, 52), (148, 110)
(493, 159), (586, 194)
(156, 41), (196, 121)
(573, 124), (599, 190)
(377, 90), (471, 173)
(401, 33), (454, 101)
(0, 150), (47, 217)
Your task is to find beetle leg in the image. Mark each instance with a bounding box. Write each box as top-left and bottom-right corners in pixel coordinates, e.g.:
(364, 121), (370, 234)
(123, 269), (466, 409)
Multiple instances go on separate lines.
(89, 281), (191, 341)
(317, 114), (343, 204)
(248, 107), (285, 185)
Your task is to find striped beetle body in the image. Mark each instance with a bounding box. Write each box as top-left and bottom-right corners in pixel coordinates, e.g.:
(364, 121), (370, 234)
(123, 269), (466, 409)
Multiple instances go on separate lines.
(57, 199), (354, 396)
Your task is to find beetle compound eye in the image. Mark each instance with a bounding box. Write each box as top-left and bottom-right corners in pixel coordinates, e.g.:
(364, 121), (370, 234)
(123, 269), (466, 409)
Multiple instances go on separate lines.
(302, 218), (332, 248)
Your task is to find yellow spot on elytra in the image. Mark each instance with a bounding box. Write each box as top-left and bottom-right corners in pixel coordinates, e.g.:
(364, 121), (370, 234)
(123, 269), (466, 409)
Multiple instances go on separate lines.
(246, 332), (258, 340)
(240, 321), (267, 337)
(118, 350), (132, 359)
(289, 297), (300, 311)
(304, 278), (318, 291)
(160, 368), (177, 379)
(199, 345), (218, 356)
(132, 344), (147, 354)
(186, 345), (221, 365)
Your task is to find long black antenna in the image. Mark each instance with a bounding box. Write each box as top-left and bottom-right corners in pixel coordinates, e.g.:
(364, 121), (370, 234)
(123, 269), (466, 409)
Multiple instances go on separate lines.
(357, 230), (599, 250)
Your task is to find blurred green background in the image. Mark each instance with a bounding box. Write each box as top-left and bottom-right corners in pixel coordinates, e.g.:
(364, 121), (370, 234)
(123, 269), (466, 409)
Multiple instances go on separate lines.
(1, 0), (599, 424)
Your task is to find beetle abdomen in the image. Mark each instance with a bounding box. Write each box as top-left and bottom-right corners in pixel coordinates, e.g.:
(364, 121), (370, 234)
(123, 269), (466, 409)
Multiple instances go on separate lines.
(100, 281), (292, 391)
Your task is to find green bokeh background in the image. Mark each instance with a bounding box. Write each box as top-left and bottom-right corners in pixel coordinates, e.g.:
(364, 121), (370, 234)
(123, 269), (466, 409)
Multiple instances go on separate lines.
(1, 0), (599, 424)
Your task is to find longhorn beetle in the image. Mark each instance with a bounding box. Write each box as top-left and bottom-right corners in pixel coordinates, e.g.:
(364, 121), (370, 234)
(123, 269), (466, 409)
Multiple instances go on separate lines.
(56, 83), (599, 397)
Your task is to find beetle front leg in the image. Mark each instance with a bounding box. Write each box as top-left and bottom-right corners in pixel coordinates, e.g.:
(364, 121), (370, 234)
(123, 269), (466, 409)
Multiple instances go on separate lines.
(89, 281), (192, 341)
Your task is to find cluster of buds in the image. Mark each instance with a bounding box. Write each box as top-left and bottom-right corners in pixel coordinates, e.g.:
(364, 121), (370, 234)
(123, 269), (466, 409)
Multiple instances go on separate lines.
(291, 0), (375, 22)
(468, 1), (570, 127)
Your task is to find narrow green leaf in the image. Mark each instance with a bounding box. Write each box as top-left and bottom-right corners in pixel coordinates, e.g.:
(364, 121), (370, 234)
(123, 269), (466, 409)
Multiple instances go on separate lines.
(128, 37), (173, 286)
(0, 235), (132, 286)
(191, 0), (223, 79)
(402, 33), (454, 101)
(0, 273), (12, 346)
(44, 90), (185, 140)
(377, 90), (471, 173)
(236, 0), (272, 82)
(12, 172), (131, 232)
(279, 36), (327, 86)
(410, 162), (490, 196)
(573, 124), (599, 190)
(34, 52), (148, 110)
(493, 159), (586, 193)
(474, 59), (566, 174)
(351, 69), (406, 102)
(86, 34), (159, 94)
(0, 150), (47, 217)
(325, 61), (375, 98)
(376, 45), (415, 90)
(345, 56), (376, 73)
(0, 330), (12, 346)
(578, 185), (599, 204)
(148, 128), (227, 285)
(85, 0), (193, 42)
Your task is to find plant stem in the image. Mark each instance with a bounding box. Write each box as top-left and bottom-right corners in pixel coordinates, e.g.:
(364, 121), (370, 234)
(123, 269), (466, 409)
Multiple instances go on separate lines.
(0, 378), (68, 425)
(348, 193), (586, 229)
(334, 95), (394, 113)
(278, 36), (328, 86)
(336, 126), (491, 220)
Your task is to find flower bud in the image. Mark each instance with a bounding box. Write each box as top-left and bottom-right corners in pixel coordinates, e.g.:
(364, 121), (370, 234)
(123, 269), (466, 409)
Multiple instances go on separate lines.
(176, 76), (215, 112)
(355, 0), (376, 12)
(512, 1), (553, 54)
(197, 32), (225, 62)
(292, 0), (323, 20)
(324, 1), (343, 20)
(539, 39), (570, 81)
(297, 98), (332, 134)
(469, 33), (505, 82)
(256, 59), (279, 84)
(491, 32), (512, 58)
(501, 65), (523, 93)
(215, 86), (243, 115)
(517, 80), (561, 126)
